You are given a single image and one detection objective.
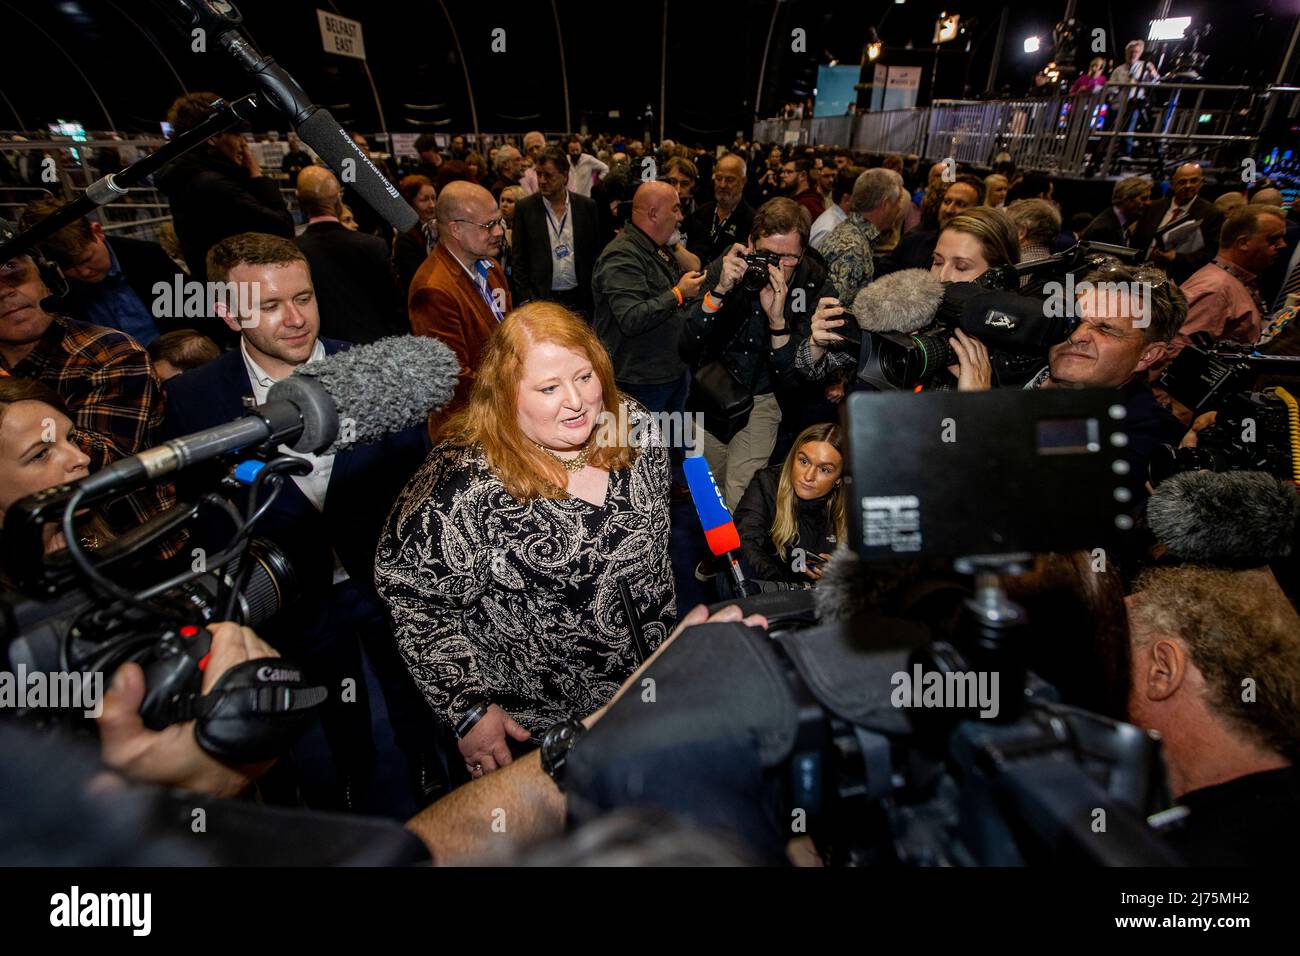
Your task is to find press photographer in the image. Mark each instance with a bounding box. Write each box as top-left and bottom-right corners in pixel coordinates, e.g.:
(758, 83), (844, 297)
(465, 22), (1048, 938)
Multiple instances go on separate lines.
(800, 206), (1021, 389)
(680, 197), (841, 510)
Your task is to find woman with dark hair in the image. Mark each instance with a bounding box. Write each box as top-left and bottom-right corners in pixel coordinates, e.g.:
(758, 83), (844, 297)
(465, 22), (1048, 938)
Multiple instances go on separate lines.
(393, 174), (436, 302)
(374, 303), (675, 780)
(1001, 551), (1132, 720)
(733, 422), (847, 589)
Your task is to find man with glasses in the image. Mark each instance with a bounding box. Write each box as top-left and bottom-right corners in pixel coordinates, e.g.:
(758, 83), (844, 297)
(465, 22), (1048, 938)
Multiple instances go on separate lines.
(681, 197), (839, 511)
(781, 157), (826, 221)
(686, 153), (755, 268)
(510, 145), (600, 318)
(661, 157), (702, 273)
(408, 181), (512, 431)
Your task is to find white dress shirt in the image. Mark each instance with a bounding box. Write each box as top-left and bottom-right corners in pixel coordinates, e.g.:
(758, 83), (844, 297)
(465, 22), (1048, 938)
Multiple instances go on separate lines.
(568, 153), (608, 197)
(543, 193), (579, 291)
(810, 204), (848, 252)
(240, 337), (334, 512)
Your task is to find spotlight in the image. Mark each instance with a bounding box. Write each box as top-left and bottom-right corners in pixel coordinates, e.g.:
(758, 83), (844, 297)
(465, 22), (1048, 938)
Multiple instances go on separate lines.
(1024, 35), (1041, 54)
(1149, 17), (1191, 41)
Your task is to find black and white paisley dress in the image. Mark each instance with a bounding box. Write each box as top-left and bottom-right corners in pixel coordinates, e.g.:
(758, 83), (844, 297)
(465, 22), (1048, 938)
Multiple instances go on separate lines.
(374, 400), (676, 735)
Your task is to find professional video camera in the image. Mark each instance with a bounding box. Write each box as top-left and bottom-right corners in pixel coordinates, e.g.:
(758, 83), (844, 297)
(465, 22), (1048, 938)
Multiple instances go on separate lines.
(566, 388), (1183, 864)
(851, 241), (1140, 391)
(0, 336), (459, 762)
(1150, 339), (1300, 487)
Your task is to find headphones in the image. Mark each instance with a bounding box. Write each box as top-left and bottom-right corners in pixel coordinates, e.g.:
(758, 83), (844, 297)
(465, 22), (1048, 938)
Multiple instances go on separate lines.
(1, 214), (72, 313)
(35, 255), (69, 313)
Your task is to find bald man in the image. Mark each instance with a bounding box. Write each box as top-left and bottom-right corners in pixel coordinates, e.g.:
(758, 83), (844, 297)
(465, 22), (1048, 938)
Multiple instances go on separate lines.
(408, 180), (512, 433)
(592, 180), (708, 414)
(1250, 187), (1300, 312)
(687, 152), (756, 265)
(294, 166), (405, 343)
(1131, 162), (1223, 283)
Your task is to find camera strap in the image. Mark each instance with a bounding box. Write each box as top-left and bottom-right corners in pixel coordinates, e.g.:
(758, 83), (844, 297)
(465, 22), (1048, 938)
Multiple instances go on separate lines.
(159, 658), (328, 763)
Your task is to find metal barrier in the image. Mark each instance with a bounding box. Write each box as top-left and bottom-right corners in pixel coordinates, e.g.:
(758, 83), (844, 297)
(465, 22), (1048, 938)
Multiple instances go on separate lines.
(1, 136), (300, 245)
(754, 110), (925, 155)
(753, 83), (1295, 176)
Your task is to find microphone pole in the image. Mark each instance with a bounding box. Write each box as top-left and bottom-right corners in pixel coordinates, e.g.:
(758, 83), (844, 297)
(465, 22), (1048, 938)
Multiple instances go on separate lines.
(161, 0), (417, 233)
(0, 95), (260, 265)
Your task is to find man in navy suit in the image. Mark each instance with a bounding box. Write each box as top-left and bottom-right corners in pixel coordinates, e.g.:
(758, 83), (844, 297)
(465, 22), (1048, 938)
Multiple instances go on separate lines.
(162, 232), (439, 814)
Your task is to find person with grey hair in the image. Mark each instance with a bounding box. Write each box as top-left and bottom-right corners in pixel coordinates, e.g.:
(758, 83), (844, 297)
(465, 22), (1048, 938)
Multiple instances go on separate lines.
(489, 144), (523, 199)
(1080, 176), (1152, 247)
(793, 169), (903, 384)
(819, 168), (903, 309)
(519, 130), (547, 196)
(1005, 198), (1062, 263)
(1174, 204), (1288, 359)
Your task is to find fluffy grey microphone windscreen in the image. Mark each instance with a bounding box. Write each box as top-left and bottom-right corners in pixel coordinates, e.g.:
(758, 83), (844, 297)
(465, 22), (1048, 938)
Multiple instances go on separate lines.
(293, 335), (460, 453)
(850, 268), (945, 334)
(1147, 470), (1298, 567)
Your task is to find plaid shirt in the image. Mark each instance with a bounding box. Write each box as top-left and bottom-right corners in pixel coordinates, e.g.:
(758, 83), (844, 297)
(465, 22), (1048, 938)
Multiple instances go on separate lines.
(2, 316), (177, 544)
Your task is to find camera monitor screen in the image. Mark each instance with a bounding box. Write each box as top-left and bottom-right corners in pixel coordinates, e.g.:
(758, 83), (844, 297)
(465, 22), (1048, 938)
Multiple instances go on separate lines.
(844, 388), (1138, 560)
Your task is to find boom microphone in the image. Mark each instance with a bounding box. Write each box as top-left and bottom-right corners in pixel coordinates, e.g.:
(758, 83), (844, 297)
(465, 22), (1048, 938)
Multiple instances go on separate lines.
(1146, 470), (1299, 568)
(78, 336), (458, 498)
(850, 269), (945, 335)
(851, 270), (1075, 353)
(162, 0), (418, 234)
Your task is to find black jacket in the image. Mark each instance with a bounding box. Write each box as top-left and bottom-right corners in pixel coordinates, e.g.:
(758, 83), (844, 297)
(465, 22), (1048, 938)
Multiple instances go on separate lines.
(392, 229), (428, 307)
(686, 201), (755, 268)
(679, 253), (829, 399)
(155, 147), (294, 283)
(1079, 207), (1131, 248)
(510, 191), (599, 314)
(160, 340), (429, 642)
(1130, 196), (1224, 284)
(883, 226), (938, 274)
(734, 463), (839, 584)
(294, 221), (406, 343)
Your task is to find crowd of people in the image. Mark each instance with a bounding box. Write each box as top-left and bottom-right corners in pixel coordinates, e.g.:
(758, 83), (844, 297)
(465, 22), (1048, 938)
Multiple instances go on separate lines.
(1, 86), (1298, 866)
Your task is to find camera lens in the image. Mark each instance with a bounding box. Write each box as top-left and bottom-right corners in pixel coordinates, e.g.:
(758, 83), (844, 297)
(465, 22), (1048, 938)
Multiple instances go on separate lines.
(903, 330), (955, 383)
(741, 263), (769, 293)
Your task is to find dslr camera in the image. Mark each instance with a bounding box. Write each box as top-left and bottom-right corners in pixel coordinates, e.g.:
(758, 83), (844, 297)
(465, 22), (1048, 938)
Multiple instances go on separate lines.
(740, 250), (783, 293)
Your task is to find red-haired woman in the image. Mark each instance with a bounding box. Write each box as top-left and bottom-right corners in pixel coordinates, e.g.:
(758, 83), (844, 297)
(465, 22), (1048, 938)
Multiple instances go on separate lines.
(374, 302), (675, 779)
(393, 174), (437, 302)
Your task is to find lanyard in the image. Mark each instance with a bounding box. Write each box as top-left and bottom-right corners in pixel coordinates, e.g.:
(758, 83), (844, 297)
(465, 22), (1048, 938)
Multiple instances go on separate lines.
(544, 199), (569, 240)
(711, 207), (733, 243)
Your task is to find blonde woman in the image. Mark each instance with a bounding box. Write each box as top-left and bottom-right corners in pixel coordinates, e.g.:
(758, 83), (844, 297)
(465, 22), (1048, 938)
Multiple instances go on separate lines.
(732, 422), (847, 588)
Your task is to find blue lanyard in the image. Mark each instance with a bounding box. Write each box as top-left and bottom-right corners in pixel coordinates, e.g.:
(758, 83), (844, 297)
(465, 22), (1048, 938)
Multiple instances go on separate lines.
(544, 199), (569, 240)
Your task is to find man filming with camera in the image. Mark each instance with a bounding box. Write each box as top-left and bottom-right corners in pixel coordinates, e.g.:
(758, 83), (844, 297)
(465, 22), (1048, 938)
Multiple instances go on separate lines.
(953, 262), (1188, 475)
